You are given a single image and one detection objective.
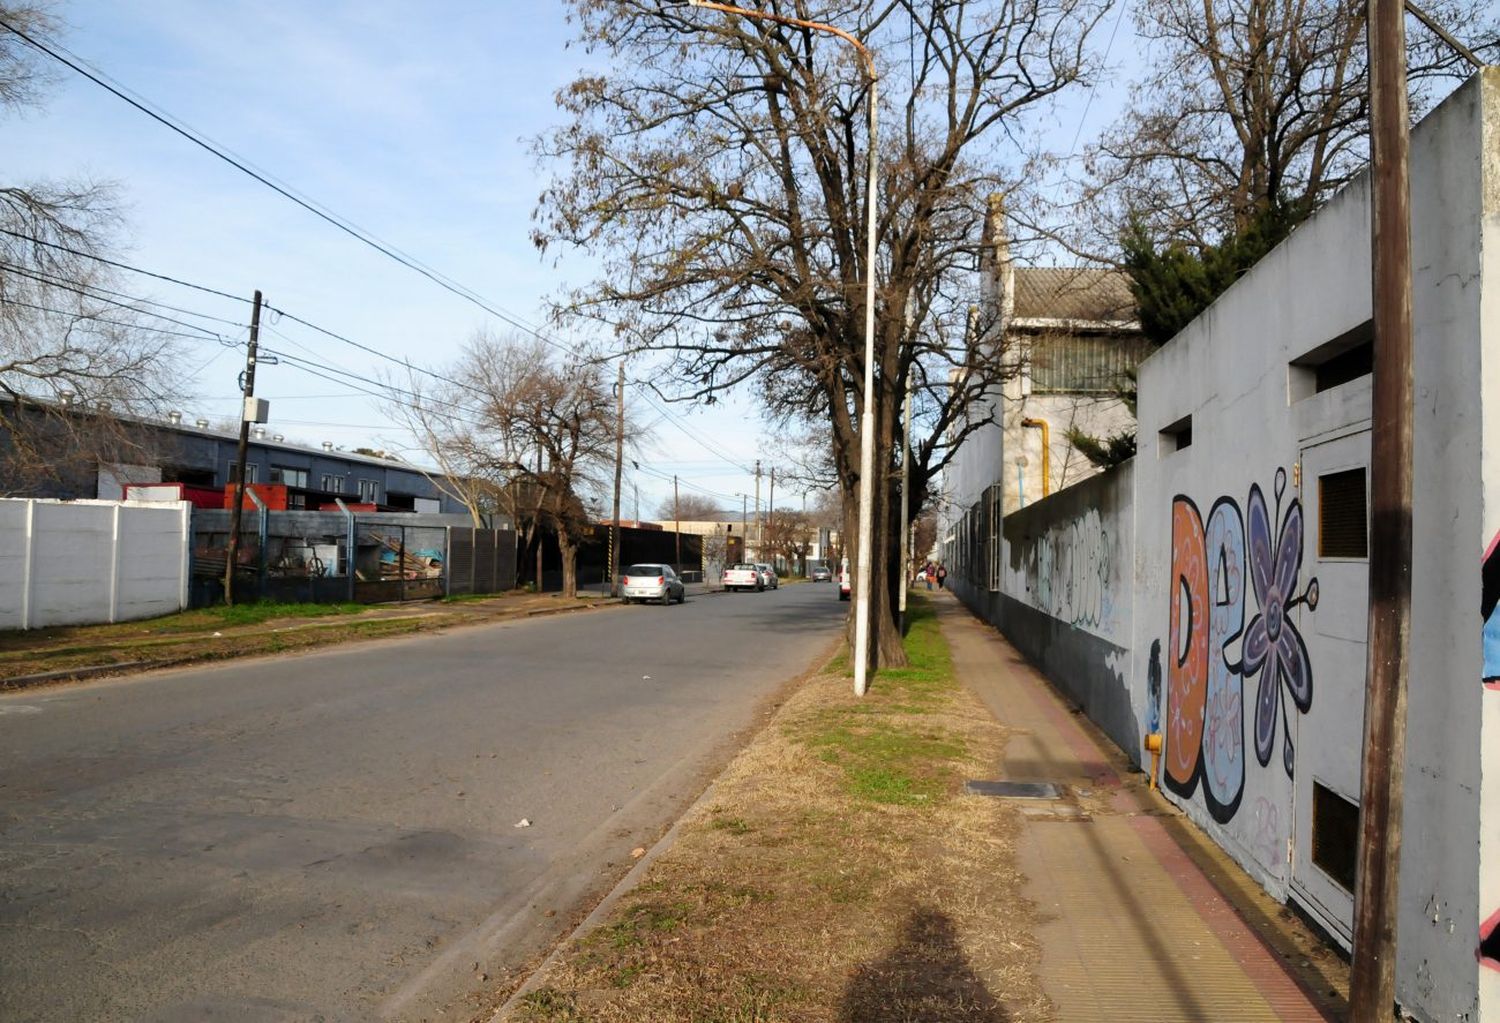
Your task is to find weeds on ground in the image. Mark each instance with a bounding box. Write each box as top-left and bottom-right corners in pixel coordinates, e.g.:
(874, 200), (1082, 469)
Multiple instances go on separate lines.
(507, 593), (1049, 1023)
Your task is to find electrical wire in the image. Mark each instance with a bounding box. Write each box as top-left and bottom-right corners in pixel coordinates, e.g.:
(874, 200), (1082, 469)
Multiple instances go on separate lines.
(0, 13), (585, 361)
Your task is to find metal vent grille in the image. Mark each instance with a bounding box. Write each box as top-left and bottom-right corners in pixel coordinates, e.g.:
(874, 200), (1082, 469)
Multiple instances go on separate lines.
(1312, 781), (1359, 893)
(1319, 468), (1368, 558)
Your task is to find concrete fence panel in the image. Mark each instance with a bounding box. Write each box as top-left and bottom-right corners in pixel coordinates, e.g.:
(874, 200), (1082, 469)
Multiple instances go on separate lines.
(0, 499), (192, 630)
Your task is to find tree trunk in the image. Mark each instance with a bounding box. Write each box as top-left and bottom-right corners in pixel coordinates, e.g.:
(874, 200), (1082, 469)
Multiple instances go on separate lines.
(558, 527), (578, 599)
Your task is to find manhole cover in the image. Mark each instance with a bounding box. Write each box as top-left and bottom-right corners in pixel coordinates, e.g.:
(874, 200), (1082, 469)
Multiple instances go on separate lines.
(964, 780), (1063, 799)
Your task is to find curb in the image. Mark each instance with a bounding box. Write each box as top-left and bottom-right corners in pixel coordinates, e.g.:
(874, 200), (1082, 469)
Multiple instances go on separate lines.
(488, 773), (723, 1021)
(1, 659), (173, 689)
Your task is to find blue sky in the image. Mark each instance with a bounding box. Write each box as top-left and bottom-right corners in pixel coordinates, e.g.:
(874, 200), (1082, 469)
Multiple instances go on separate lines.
(6, 1), (1133, 518)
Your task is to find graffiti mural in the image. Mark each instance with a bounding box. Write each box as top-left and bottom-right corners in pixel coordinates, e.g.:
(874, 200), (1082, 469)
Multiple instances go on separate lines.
(1483, 530), (1500, 689)
(1019, 507), (1114, 636)
(1164, 469), (1319, 823)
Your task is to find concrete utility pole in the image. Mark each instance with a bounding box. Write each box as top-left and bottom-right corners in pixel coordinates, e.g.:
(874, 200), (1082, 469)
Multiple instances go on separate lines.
(223, 290), (263, 607)
(753, 459), (762, 562)
(610, 363), (625, 596)
(768, 466), (775, 566)
(535, 441), (544, 592)
(1350, 0), (1415, 1015)
(674, 475), (681, 571)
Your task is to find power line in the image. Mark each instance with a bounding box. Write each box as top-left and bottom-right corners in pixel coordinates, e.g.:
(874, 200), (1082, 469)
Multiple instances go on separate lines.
(0, 226), (249, 304)
(0, 259), (239, 342)
(0, 14), (585, 361)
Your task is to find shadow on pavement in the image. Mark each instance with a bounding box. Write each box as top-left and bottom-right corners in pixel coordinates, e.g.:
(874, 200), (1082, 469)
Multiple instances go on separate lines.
(839, 906), (1010, 1022)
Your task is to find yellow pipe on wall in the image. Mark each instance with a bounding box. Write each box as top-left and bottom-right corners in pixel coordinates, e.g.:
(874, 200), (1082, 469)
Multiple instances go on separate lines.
(1021, 417), (1051, 497)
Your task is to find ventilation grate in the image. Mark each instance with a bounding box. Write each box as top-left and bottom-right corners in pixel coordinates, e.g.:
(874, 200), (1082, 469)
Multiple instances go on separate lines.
(1319, 468), (1368, 559)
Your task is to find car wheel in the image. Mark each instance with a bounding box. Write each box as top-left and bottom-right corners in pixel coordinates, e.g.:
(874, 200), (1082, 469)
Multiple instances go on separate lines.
(660, 591), (670, 606)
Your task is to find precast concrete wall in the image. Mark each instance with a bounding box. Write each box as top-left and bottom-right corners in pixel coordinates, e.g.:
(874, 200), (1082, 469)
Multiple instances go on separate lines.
(0, 498), (191, 631)
(999, 465), (1137, 759)
(943, 70), (1500, 1022)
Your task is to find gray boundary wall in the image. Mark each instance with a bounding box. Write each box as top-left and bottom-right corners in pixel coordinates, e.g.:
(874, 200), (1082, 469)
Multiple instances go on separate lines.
(0, 498), (191, 630)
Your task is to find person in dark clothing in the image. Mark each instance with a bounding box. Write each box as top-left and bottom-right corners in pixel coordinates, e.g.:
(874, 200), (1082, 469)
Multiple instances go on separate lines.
(936, 564), (947, 590)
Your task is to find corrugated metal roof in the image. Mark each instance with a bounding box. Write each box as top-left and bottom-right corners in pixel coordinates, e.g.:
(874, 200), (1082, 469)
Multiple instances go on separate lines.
(1013, 268), (1136, 323)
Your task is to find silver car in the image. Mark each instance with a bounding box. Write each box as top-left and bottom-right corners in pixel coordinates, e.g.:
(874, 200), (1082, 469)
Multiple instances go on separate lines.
(811, 564), (832, 582)
(755, 563), (779, 590)
(620, 563), (686, 605)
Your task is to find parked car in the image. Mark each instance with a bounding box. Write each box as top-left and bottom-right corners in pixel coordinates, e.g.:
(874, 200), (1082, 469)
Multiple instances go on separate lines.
(755, 563), (779, 589)
(723, 563), (763, 592)
(837, 559), (851, 601)
(620, 563), (685, 605)
(811, 564), (832, 582)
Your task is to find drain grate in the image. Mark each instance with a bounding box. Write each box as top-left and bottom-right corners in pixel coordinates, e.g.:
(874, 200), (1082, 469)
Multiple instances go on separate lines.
(964, 779), (1063, 799)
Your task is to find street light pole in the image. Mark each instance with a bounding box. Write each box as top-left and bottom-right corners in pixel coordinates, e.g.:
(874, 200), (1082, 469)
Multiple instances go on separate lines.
(685, 0), (879, 695)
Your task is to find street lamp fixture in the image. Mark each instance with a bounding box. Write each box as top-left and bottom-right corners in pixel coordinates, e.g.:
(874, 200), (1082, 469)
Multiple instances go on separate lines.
(683, 0), (880, 696)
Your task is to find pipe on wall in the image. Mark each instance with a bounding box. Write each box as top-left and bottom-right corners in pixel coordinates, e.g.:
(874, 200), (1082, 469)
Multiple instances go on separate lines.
(1021, 417), (1051, 498)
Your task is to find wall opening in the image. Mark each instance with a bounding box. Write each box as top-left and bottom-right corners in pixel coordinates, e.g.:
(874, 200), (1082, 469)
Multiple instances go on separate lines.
(1311, 781), (1359, 893)
(1318, 467), (1369, 559)
(1158, 415), (1192, 455)
(1289, 320), (1374, 401)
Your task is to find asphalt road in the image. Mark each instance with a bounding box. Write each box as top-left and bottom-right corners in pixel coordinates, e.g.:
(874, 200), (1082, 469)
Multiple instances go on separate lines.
(0, 582), (846, 1022)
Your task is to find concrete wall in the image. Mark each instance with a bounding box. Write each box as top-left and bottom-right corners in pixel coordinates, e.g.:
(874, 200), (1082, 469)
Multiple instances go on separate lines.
(1001, 464), (1137, 758)
(943, 70), (1499, 1022)
(0, 499), (191, 630)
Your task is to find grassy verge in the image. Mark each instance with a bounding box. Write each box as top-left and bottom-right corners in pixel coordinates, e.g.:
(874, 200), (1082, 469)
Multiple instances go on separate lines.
(504, 595), (1048, 1023)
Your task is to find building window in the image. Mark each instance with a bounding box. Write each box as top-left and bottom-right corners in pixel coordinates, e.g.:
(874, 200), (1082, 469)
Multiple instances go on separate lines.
(1030, 334), (1152, 395)
(987, 484), (1003, 592)
(320, 474), (342, 492)
(1312, 781), (1359, 893)
(269, 465), (309, 488)
(358, 479), (379, 503)
(1159, 415), (1192, 455)
(1318, 468), (1368, 559)
(228, 462), (258, 484)
(1289, 321), (1374, 402)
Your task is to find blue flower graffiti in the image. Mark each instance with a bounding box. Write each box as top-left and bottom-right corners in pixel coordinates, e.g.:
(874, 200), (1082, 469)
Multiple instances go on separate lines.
(1242, 471), (1318, 776)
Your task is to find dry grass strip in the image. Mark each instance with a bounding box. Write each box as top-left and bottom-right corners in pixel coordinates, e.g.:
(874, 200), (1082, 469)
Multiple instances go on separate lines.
(504, 596), (1051, 1023)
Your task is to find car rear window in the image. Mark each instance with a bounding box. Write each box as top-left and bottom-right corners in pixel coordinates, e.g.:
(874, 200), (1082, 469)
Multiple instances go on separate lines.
(731, 563), (756, 571)
(624, 565), (662, 575)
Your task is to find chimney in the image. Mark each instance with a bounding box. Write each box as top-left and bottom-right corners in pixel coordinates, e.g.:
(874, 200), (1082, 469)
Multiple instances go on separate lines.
(322, 441), (334, 451)
(96, 400), (112, 412)
(195, 418), (209, 428)
(273, 434), (284, 443)
(168, 410), (182, 425)
(253, 427), (266, 440)
(981, 193), (1015, 325)
(59, 390), (75, 407)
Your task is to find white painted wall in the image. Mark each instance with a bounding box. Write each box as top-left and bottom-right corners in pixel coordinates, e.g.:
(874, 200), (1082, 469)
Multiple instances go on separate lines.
(0, 499), (192, 631)
(945, 69), (1500, 1022)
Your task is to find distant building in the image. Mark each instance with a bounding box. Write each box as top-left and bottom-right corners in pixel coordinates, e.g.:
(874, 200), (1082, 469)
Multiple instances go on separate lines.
(0, 400), (475, 517)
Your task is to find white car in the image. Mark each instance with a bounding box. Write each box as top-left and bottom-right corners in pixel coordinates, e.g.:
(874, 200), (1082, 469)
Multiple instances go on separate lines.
(723, 563), (763, 592)
(838, 559), (851, 601)
(620, 563), (685, 605)
(755, 563), (779, 589)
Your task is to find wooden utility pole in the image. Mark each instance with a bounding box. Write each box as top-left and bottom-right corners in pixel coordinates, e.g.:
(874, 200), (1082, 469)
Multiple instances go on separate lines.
(1350, 0), (1415, 1015)
(673, 475), (681, 571)
(610, 363), (625, 595)
(223, 290), (263, 607)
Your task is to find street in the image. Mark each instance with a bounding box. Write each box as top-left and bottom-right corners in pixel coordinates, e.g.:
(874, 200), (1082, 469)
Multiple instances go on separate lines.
(0, 583), (846, 1022)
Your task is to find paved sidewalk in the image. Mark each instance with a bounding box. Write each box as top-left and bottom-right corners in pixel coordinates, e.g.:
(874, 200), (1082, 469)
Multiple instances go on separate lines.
(935, 593), (1347, 1022)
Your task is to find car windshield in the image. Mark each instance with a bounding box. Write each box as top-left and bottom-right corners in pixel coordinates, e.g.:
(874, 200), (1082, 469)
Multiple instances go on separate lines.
(624, 565), (663, 576)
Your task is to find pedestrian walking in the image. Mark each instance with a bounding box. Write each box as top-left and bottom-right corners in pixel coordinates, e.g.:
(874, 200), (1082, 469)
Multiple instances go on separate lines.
(936, 563), (947, 590)
(924, 562), (934, 591)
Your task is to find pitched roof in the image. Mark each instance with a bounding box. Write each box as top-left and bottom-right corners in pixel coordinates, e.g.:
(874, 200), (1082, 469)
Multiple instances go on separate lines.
(1013, 268), (1136, 323)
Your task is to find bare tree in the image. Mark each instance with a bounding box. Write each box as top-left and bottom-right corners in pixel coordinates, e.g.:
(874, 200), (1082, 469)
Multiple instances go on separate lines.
(537, 0), (1106, 666)
(655, 491), (723, 522)
(393, 332), (622, 598)
(0, 3), (181, 495)
(763, 506), (815, 576)
(1058, 0), (1496, 253)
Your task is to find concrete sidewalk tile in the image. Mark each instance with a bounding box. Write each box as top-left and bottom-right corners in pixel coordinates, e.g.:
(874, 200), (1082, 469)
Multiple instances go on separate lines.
(933, 595), (1332, 1022)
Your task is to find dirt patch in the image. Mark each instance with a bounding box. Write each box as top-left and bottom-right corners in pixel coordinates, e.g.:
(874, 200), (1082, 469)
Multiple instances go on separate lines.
(496, 597), (1051, 1023)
